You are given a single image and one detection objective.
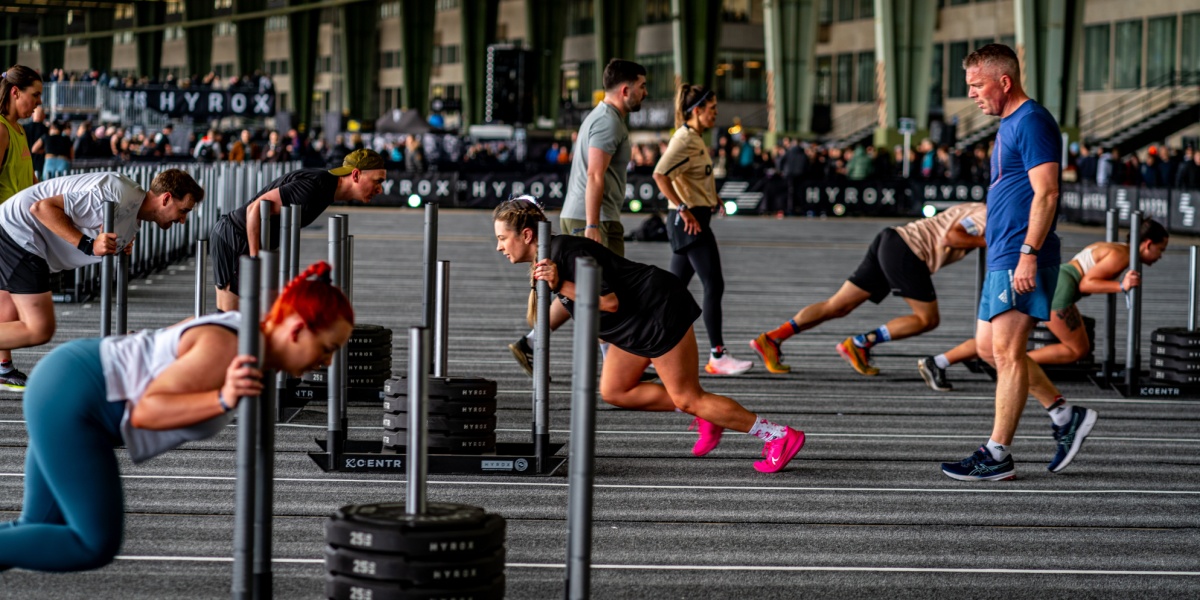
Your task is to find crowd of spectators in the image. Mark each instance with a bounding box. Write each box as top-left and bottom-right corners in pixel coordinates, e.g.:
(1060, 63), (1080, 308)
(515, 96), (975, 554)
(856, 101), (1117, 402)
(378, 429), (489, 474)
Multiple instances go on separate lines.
(45, 67), (274, 92)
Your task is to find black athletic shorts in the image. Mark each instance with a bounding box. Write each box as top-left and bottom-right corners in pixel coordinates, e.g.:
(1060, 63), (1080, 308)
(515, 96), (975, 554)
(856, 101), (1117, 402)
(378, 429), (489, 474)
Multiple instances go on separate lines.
(209, 215), (249, 295)
(0, 227), (51, 294)
(847, 227), (936, 304)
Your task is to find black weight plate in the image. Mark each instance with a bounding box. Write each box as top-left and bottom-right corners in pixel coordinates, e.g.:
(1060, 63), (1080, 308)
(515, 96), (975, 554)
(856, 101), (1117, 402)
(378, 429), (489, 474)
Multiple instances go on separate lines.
(384, 377), (497, 400)
(348, 345), (393, 363)
(1151, 328), (1200, 348)
(382, 430), (497, 455)
(1150, 356), (1200, 373)
(1149, 368), (1200, 386)
(304, 369), (392, 387)
(1027, 341), (1095, 354)
(382, 396), (498, 417)
(327, 508), (504, 558)
(1029, 328), (1059, 342)
(283, 384), (383, 405)
(1151, 343), (1200, 362)
(325, 545), (505, 585)
(346, 357), (394, 373)
(351, 324), (392, 342)
(382, 413), (497, 435)
(325, 573), (505, 600)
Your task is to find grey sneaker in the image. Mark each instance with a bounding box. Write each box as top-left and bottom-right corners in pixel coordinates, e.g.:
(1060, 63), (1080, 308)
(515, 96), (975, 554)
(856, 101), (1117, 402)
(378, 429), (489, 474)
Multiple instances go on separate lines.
(918, 356), (952, 392)
(508, 337), (534, 377)
(0, 368), (27, 392)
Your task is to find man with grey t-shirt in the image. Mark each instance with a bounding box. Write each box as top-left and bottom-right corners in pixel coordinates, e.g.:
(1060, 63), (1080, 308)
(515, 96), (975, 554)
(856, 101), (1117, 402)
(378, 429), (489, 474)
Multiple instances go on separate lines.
(507, 58), (648, 376)
(0, 169), (202, 390)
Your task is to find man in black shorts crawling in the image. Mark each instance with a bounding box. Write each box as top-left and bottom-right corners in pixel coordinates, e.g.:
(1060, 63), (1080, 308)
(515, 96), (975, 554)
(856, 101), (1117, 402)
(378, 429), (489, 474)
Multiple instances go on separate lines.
(750, 202), (986, 376)
(209, 149), (386, 311)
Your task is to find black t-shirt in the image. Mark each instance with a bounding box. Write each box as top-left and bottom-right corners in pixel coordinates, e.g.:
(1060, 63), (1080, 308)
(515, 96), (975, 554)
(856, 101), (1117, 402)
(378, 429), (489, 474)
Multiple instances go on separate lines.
(43, 134), (72, 156)
(228, 168), (340, 249)
(551, 235), (701, 358)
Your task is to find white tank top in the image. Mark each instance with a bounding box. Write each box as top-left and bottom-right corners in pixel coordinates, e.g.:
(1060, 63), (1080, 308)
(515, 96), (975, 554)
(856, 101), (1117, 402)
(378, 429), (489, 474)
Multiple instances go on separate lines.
(1072, 246), (1098, 275)
(100, 312), (242, 464)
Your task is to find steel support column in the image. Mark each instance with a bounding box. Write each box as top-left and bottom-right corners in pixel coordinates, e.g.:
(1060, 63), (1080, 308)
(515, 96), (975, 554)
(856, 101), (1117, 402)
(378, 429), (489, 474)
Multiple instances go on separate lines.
(341, 0), (381, 124)
(87, 9), (115, 75)
(671, 0), (722, 89)
(400, 0), (436, 115)
(135, 2), (165, 79)
(460, 0), (500, 128)
(593, 0), (640, 90)
(764, 0), (820, 137)
(184, 1), (215, 78)
(236, 0), (268, 77)
(288, 0), (322, 132)
(873, 0), (935, 147)
(1015, 0), (1084, 133)
(525, 0), (567, 121)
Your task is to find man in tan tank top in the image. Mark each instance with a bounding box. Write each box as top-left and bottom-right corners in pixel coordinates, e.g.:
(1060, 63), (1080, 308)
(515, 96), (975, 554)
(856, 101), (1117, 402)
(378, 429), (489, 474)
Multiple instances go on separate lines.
(750, 202), (987, 376)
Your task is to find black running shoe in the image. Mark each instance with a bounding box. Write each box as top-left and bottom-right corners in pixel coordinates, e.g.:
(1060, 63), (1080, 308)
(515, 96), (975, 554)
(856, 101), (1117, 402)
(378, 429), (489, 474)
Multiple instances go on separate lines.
(941, 446), (1015, 481)
(918, 357), (952, 392)
(1048, 406), (1098, 473)
(0, 368), (28, 392)
(508, 337), (534, 377)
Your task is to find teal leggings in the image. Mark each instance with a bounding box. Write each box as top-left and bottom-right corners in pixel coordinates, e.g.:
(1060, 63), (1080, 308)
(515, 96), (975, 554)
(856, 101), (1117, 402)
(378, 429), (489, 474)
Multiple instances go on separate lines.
(0, 338), (127, 572)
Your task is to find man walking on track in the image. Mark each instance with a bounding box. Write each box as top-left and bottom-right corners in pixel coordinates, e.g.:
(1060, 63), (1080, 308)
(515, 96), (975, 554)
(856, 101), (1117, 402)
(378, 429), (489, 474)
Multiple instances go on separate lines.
(507, 59), (648, 374)
(940, 44), (1097, 482)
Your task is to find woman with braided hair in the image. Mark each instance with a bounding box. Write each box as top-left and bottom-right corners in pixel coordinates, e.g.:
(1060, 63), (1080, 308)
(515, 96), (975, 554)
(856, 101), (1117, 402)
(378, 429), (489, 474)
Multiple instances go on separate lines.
(493, 198), (806, 473)
(652, 82), (751, 375)
(0, 262), (353, 573)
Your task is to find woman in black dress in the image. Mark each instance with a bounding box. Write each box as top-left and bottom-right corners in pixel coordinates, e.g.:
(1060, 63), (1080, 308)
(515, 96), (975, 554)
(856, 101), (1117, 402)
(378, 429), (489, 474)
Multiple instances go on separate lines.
(492, 198), (805, 473)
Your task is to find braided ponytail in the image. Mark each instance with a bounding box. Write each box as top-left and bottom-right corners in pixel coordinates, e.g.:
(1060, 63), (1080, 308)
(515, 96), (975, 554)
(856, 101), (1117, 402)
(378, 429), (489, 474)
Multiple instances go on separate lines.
(492, 197), (550, 326)
(263, 261), (354, 332)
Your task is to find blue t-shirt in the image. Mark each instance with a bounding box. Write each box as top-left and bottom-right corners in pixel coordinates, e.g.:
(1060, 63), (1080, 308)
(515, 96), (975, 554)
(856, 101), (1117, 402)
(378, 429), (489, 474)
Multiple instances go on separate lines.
(985, 100), (1062, 271)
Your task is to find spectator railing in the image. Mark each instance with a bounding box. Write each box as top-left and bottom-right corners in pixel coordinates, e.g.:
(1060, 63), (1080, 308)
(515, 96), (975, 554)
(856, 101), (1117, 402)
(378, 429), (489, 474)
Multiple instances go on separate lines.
(46, 82), (103, 120)
(99, 86), (172, 132)
(53, 160), (301, 303)
(1081, 71), (1200, 145)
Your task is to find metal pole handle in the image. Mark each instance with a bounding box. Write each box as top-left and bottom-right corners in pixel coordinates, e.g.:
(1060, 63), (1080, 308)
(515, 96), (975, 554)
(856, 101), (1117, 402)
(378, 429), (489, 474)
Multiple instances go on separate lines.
(534, 221), (551, 468)
(232, 256), (261, 600)
(406, 327), (430, 515)
(565, 257), (599, 600)
(253, 251), (278, 599)
(100, 201), (115, 337)
(433, 260), (450, 378)
(1125, 211), (1143, 391)
(195, 238), (208, 318)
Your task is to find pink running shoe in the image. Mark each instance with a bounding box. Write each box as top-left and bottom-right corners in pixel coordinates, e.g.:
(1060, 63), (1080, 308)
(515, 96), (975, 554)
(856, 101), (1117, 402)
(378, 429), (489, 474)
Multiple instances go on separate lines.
(753, 427), (806, 473)
(689, 417), (724, 457)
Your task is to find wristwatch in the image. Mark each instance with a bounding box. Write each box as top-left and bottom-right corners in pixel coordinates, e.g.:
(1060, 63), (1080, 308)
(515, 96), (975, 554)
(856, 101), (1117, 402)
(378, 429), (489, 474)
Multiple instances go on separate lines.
(1019, 244), (1038, 257)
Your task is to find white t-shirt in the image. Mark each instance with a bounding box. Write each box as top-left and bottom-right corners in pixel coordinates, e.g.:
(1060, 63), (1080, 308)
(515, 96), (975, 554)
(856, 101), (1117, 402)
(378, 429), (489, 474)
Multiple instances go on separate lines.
(0, 172), (143, 272)
(101, 311), (241, 464)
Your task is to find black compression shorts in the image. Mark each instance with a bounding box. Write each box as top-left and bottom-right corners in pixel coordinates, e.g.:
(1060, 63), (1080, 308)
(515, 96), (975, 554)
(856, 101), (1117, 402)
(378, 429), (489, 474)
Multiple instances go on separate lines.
(847, 228), (936, 304)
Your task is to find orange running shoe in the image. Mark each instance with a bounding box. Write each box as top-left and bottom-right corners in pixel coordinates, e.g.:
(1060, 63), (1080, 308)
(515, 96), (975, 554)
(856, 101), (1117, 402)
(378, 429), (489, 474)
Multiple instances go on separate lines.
(836, 337), (879, 376)
(750, 333), (790, 373)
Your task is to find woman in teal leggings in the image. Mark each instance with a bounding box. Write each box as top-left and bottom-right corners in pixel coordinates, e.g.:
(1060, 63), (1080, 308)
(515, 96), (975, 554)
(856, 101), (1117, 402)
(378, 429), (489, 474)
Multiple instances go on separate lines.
(0, 262), (353, 572)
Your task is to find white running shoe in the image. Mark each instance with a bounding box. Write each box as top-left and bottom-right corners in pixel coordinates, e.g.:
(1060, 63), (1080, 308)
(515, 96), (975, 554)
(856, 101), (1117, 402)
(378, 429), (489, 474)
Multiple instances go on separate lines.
(705, 353), (753, 375)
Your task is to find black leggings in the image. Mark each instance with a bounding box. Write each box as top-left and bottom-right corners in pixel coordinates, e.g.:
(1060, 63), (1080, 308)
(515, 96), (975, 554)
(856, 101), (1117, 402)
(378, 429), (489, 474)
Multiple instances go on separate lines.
(669, 237), (725, 350)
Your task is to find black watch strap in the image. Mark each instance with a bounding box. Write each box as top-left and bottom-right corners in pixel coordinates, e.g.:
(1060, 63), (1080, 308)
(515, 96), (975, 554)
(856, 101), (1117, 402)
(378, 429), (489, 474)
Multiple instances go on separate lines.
(1020, 243), (1038, 256)
(78, 235), (95, 256)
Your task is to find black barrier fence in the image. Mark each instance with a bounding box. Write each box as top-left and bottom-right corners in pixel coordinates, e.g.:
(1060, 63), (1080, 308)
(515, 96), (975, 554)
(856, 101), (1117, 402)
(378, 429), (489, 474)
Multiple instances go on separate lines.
(373, 171), (1200, 236)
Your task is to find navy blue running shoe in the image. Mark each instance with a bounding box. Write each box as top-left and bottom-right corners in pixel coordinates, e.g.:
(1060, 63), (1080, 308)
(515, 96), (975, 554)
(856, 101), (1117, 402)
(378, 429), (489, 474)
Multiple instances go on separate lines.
(941, 446), (1015, 481)
(1048, 406), (1098, 473)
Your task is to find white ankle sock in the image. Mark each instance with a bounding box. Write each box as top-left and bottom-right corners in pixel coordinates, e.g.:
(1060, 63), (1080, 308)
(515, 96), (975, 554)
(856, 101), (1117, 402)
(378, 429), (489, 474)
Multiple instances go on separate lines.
(985, 439), (1010, 461)
(933, 354), (950, 370)
(1047, 400), (1073, 427)
(599, 342), (609, 359)
(525, 329), (536, 342)
(748, 416), (787, 442)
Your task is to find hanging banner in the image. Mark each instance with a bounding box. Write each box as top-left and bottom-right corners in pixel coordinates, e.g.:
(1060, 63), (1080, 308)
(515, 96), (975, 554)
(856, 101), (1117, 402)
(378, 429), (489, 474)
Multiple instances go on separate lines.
(119, 87), (276, 119)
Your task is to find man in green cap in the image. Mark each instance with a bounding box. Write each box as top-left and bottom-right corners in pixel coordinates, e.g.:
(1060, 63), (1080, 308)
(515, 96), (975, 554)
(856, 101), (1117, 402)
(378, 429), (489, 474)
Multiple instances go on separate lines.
(209, 148), (387, 311)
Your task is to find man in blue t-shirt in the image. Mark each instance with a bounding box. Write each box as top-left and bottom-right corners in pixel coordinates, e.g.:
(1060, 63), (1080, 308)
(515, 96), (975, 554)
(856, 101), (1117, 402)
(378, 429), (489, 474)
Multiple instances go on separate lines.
(941, 44), (1098, 482)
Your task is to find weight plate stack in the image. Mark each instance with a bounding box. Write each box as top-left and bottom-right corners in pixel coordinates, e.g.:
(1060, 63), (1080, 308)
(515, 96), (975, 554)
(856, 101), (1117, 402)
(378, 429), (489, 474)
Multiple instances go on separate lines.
(384, 377), (498, 401)
(325, 502), (507, 600)
(282, 382), (384, 405)
(351, 324), (393, 349)
(1149, 328), (1200, 390)
(382, 396), (498, 417)
(382, 413), (497, 435)
(381, 430), (498, 455)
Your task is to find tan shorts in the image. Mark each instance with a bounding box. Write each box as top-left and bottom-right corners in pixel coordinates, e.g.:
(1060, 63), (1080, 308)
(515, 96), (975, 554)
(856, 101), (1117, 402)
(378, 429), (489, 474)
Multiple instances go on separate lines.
(559, 218), (625, 257)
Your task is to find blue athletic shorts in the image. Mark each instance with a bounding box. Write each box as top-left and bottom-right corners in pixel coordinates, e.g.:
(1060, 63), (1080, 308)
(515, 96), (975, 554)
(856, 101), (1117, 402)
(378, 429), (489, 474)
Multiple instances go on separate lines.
(977, 266), (1059, 323)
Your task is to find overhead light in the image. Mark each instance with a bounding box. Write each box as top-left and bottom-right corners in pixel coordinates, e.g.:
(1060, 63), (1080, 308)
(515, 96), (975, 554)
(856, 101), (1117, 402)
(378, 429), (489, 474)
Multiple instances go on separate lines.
(745, 61), (762, 69)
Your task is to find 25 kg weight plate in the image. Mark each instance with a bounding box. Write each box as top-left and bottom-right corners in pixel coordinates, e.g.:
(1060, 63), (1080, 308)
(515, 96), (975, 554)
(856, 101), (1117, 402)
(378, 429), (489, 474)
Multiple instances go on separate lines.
(384, 377), (497, 400)
(1151, 328), (1200, 348)
(1151, 343), (1200, 362)
(382, 396), (497, 417)
(324, 545), (505, 585)
(382, 413), (497, 435)
(325, 573), (505, 600)
(382, 430), (497, 455)
(327, 507), (504, 559)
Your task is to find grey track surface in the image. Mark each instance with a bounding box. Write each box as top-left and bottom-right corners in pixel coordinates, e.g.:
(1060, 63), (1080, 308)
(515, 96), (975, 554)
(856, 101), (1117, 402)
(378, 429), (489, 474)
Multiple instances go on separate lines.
(1, 208), (1198, 599)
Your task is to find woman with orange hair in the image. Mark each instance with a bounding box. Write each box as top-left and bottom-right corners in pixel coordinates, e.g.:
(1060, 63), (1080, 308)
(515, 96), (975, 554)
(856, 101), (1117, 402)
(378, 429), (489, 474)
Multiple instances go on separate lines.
(0, 262), (353, 573)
